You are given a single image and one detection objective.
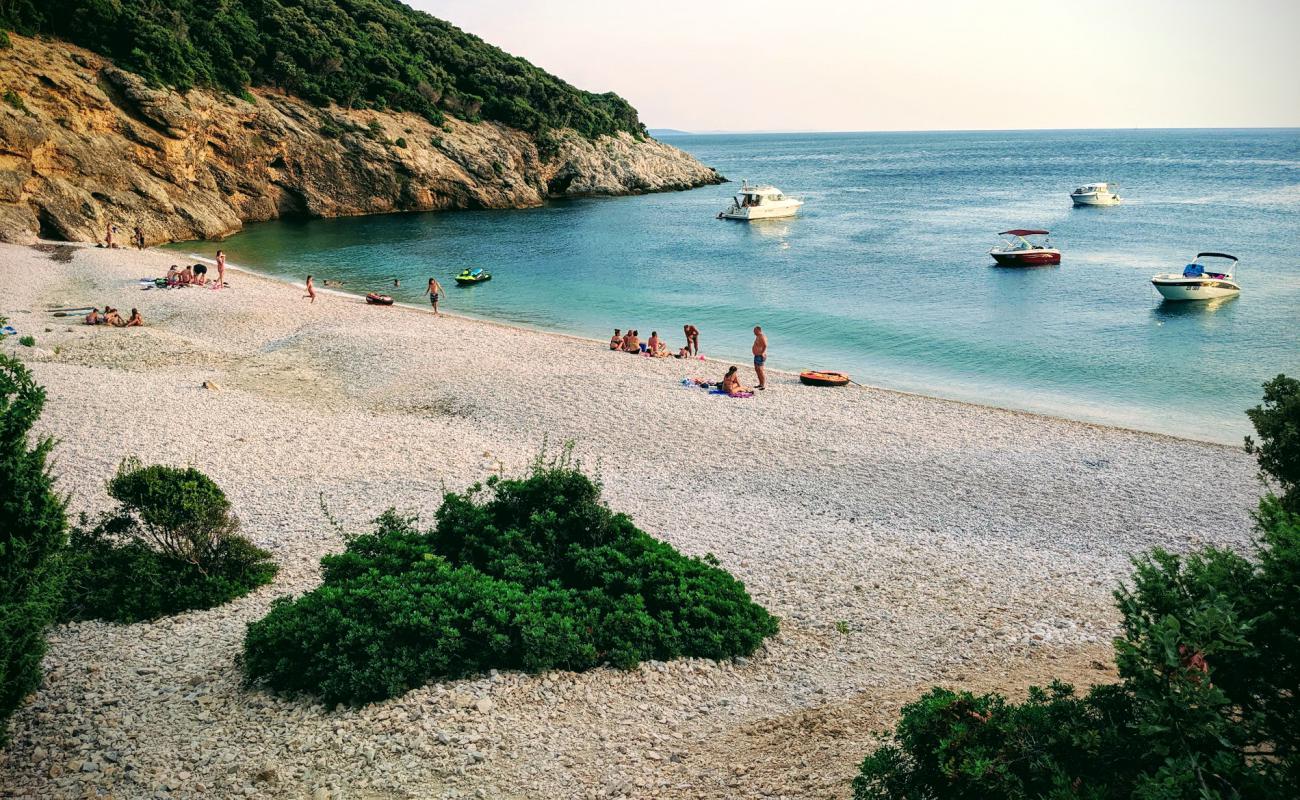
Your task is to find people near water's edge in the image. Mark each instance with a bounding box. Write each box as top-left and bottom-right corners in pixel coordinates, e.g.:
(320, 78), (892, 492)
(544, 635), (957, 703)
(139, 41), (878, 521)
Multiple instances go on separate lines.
(425, 277), (444, 315)
(609, 329), (623, 350)
(215, 250), (226, 290)
(722, 366), (751, 397)
(193, 262), (208, 285)
(752, 325), (768, 390)
(622, 329), (640, 353)
(304, 275), (316, 303)
(683, 324), (699, 356)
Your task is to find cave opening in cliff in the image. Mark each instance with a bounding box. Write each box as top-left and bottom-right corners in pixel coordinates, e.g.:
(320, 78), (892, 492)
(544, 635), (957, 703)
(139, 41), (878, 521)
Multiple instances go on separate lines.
(36, 208), (68, 242)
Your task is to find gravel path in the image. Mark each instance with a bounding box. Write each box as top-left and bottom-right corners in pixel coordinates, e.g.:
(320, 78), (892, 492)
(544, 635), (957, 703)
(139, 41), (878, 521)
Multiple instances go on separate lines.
(0, 242), (1261, 799)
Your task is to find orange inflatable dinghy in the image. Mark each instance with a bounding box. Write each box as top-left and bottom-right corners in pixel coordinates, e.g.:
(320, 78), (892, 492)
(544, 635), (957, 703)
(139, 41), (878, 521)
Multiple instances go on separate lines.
(800, 370), (850, 387)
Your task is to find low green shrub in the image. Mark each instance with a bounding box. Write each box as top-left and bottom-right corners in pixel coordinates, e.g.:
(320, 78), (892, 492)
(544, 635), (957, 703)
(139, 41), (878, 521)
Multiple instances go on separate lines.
(243, 459), (778, 705)
(2, 89), (24, 112)
(853, 377), (1300, 800)
(60, 460), (276, 622)
(394, 137), (407, 148)
(0, 355), (67, 744)
(1246, 374), (1300, 512)
(18, 336), (34, 347)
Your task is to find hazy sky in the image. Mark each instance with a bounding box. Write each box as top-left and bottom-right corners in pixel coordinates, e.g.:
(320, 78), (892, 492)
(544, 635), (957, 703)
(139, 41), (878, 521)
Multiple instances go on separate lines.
(411, 0), (1300, 132)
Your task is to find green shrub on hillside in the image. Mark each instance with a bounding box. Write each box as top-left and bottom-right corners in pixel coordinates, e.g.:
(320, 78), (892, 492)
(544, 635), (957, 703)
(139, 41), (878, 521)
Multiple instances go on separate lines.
(60, 460), (277, 622)
(0, 0), (644, 139)
(243, 459), (778, 705)
(852, 376), (1300, 800)
(0, 355), (67, 743)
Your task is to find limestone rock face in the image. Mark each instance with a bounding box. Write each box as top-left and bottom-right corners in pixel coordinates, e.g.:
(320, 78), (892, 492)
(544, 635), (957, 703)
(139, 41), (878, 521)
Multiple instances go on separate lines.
(0, 35), (724, 246)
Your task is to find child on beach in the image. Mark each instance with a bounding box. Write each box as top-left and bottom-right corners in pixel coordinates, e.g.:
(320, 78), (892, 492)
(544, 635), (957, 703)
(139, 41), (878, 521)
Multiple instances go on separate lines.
(304, 275), (316, 303)
(425, 277), (444, 315)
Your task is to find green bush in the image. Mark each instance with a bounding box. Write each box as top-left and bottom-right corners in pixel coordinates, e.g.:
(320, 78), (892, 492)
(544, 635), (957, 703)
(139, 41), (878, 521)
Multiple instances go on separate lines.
(1246, 374), (1300, 512)
(853, 377), (1300, 799)
(0, 0), (645, 138)
(243, 460), (778, 705)
(18, 336), (34, 347)
(393, 136), (406, 148)
(0, 355), (67, 744)
(60, 459), (277, 622)
(2, 89), (25, 113)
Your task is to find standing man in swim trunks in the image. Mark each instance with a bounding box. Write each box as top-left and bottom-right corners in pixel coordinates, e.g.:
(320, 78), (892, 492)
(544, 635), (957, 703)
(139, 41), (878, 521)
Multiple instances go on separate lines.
(425, 276), (444, 315)
(683, 324), (700, 356)
(752, 325), (768, 390)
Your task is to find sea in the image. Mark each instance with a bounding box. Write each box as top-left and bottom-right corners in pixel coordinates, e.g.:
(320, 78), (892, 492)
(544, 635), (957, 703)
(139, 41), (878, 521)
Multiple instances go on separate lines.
(168, 129), (1300, 444)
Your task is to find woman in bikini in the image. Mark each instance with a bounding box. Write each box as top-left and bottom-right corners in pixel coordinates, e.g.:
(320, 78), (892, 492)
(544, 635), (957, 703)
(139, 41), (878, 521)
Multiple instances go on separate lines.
(721, 366), (751, 397)
(609, 329), (623, 350)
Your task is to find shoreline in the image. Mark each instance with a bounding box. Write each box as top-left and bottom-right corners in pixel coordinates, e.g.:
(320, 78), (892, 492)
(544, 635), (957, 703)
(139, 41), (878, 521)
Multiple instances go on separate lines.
(0, 239), (1263, 799)
(172, 246), (1239, 451)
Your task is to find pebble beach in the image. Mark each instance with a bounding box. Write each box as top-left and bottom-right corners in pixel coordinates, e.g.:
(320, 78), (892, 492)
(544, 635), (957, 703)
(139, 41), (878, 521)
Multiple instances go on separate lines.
(0, 240), (1264, 799)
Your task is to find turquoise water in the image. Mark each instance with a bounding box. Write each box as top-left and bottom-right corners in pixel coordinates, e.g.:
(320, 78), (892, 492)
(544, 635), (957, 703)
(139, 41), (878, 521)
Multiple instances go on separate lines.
(170, 129), (1300, 443)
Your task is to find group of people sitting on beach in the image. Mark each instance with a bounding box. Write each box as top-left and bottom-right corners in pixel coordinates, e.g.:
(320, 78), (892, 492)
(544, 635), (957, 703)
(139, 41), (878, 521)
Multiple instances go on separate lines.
(163, 263), (211, 287)
(84, 306), (143, 327)
(609, 324), (701, 360)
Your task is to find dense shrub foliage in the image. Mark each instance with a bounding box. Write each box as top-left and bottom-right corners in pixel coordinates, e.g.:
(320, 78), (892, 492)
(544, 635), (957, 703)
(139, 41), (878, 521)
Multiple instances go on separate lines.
(60, 460), (277, 623)
(0, 0), (644, 138)
(243, 464), (778, 705)
(1246, 374), (1300, 513)
(0, 355), (67, 743)
(853, 377), (1300, 800)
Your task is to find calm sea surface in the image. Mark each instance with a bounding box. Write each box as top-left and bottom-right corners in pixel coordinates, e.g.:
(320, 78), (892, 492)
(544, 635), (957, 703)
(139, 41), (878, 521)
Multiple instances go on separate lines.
(170, 129), (1300, 443)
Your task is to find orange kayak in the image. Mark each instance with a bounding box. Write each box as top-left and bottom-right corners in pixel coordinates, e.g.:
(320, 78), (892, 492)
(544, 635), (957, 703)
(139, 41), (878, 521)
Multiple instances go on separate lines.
(800, 371), (850, 387)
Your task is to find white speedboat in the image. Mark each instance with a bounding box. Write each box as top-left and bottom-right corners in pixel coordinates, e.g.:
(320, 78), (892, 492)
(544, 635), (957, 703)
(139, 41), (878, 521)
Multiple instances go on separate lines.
(1071, 182), (1121, 206)
(1151, 252), (1240, 301)
(718, 181), (803, 220)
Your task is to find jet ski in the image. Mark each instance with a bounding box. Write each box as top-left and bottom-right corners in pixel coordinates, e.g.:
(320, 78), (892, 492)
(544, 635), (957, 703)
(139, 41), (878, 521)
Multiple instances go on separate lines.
(455, 268), (492, 285)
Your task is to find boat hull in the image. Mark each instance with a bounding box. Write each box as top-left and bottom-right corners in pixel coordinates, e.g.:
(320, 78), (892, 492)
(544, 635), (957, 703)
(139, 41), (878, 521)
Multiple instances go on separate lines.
(1071, 192), (1120, 207)
(1151, 278), (1240, 301)
(719, 202), (803, 220)
(990, 249), (1061, 266)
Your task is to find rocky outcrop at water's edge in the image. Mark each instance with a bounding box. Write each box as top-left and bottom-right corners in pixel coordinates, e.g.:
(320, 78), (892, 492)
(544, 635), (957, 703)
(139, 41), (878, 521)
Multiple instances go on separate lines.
(0, 34), (724, 245)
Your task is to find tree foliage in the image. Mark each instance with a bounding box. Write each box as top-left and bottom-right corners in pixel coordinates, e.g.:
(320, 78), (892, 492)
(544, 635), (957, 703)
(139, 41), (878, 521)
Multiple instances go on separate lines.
(1246, 374), (1300, 513)
(0, 0), (645, 138)
(0, 355), (67, 744)
(243, 460), (778, 705)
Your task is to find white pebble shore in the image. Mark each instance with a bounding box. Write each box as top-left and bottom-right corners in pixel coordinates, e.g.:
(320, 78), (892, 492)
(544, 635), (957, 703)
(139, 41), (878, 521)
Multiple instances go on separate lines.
(0, 241), (1261, 799)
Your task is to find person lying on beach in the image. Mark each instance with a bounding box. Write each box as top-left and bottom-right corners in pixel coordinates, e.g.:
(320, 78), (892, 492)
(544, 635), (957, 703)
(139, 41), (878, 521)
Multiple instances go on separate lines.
(609, 329), (623, 350)
(721, 366), (751, 397)
(124, 308), (144, 327)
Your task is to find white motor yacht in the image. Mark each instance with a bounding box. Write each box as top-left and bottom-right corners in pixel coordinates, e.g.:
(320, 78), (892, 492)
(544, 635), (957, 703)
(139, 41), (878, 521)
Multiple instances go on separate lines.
(718, 181), (803, 220)
(1071, 182), (1121, 206)
(1151, 252), (1240, 301)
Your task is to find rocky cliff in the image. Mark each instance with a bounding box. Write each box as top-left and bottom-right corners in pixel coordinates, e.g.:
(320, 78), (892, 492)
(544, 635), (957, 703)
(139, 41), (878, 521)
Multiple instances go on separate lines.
(0, 34), (723, 245)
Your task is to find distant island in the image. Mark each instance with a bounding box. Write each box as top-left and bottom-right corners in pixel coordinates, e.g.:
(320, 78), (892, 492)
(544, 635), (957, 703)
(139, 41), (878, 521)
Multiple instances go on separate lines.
(0, 0), (723, 245)
(648, 128), (692, 136)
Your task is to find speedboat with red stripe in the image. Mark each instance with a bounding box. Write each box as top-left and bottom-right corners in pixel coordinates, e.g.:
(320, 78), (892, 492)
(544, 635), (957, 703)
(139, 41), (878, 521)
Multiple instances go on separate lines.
(989, 229), (1061, 266)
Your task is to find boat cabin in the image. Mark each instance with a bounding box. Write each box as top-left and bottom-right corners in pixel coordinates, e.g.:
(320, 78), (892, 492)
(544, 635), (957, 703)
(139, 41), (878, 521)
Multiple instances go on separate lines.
(734, 183), (787, 208)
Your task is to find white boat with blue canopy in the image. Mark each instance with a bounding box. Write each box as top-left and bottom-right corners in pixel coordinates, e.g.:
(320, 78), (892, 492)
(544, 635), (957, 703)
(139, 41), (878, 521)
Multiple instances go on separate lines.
(1151, 252), (1240, 301)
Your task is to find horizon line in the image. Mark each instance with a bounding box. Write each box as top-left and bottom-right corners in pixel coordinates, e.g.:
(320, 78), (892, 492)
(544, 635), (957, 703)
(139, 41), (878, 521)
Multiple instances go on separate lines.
(648, 125), (1300, 136)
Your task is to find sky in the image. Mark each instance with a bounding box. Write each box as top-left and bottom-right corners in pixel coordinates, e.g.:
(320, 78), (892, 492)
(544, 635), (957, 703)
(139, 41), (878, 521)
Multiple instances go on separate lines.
(411, 0), (1300, 132)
